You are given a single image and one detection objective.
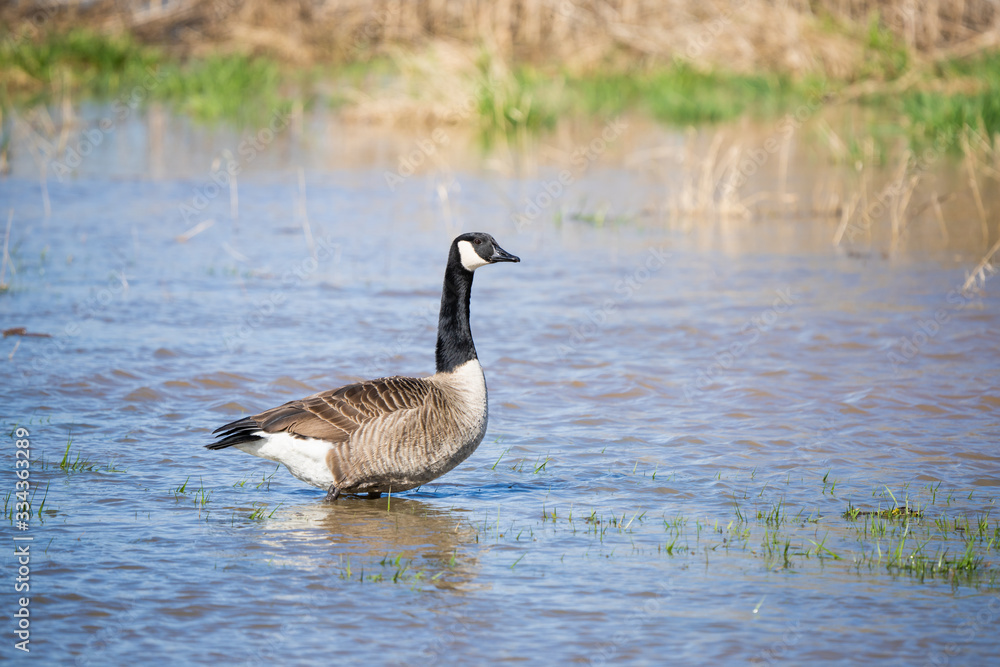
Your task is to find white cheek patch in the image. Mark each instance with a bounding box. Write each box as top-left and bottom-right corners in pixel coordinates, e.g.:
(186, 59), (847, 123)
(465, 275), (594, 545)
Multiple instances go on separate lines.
(457, 240), (489, 271)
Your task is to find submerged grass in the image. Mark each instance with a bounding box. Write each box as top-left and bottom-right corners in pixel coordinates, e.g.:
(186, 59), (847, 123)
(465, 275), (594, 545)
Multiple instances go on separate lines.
(332, 551), (456, 587)
(2, 482), (51, 525)
(171, 461), (999, 591)
(469, 469), (999, 588)
(46, 432), (125, 473)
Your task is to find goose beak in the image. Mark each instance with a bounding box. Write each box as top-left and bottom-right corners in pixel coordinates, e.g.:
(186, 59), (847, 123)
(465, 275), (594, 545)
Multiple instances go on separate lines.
(489, 244), (520, 263)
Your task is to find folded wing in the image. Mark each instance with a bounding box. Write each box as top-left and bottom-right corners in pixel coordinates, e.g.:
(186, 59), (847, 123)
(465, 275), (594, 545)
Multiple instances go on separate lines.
(208, 376), (436, 450)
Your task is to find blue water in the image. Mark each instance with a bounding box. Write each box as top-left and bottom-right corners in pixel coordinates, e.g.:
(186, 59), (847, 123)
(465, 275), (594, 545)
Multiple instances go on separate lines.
(1, 107), (999, 664)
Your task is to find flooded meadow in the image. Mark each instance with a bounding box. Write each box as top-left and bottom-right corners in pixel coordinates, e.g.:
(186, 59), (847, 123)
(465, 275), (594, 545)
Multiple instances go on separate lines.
(2, 103), (999, 663)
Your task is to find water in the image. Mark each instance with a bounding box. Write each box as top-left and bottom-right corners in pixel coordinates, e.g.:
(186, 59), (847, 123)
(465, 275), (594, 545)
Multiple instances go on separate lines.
(1, 105), (999, 664)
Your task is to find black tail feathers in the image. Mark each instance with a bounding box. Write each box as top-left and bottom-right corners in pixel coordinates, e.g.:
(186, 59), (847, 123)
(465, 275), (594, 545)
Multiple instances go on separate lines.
(206, 416), (263, 450)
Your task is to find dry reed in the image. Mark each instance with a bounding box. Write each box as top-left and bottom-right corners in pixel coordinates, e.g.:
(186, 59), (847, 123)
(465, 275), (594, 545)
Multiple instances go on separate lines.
(0, 209), (12, 292)
(4, 1), (998, 251)
(4, 0), (998, 76)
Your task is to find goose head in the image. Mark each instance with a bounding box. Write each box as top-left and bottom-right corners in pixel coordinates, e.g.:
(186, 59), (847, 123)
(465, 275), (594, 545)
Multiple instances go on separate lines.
(454, 232), (520, 272)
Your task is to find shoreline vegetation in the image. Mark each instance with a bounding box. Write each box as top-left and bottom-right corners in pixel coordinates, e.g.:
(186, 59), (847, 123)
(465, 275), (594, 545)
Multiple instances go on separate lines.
(1, 0), (999, 253)
(1, 1), (999, 137)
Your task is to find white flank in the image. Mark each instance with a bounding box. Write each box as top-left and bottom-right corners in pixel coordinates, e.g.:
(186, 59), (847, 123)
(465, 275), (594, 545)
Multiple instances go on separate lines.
(235, 432), (334, 489)
(457, 240), (489, 271)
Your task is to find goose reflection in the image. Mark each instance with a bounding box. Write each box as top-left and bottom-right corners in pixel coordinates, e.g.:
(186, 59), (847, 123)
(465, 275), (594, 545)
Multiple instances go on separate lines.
(258, 496), (481, 590)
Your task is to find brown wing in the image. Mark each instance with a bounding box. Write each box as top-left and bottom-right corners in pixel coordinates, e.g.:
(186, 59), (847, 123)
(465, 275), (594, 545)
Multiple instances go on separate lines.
(251, 376), (436, 442)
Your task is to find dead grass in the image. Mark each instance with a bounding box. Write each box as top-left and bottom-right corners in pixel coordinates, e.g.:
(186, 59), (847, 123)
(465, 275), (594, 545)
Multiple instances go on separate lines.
(3, 1), (999, 251)
(3, 1), (997, 76)
(617, 112), (999, 254)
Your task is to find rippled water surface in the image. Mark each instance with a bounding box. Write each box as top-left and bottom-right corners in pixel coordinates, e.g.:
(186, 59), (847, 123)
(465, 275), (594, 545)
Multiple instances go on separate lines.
(2, 107), (999, 664)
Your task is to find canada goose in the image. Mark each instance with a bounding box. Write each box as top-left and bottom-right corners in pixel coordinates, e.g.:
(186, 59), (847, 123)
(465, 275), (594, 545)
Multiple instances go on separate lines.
(207, 232), (520, 501)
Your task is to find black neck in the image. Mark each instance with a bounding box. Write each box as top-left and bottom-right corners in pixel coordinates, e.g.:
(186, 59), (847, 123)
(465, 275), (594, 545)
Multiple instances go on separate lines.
(435, 259), (477, 373)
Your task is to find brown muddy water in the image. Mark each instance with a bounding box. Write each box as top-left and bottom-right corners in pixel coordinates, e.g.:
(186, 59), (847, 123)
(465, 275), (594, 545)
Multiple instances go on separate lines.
(2, 104), (999, 664)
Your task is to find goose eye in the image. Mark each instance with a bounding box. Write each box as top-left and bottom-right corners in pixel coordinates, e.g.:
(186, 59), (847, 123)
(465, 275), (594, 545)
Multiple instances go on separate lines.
(473, 238), (482, 245)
